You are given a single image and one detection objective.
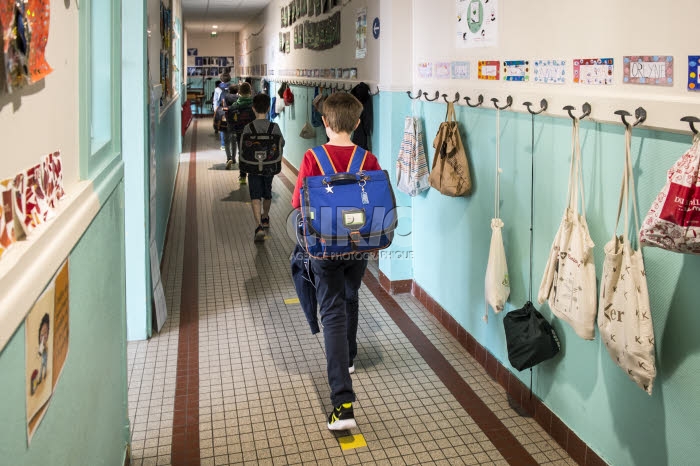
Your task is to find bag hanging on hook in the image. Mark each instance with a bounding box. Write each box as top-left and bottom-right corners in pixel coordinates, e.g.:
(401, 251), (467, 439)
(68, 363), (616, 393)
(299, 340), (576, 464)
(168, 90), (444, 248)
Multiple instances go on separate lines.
(537, 119), (597, 340)
(598, 124), (656, 394)
(396, 116), (429, 196)
(484, 109), (510, 322)
(300, 89), (315, 139)
(429, 102), (472, 196)
(639, 133), (700, 254)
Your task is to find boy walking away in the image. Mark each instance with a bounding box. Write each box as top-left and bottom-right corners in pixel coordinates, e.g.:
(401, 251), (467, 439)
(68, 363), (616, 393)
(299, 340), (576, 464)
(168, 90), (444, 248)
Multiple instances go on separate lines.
(240, 93), (285, 242)
(224, 82), (255, 186)
(213, 74), (232, 142)
(291, 92), (383, 431)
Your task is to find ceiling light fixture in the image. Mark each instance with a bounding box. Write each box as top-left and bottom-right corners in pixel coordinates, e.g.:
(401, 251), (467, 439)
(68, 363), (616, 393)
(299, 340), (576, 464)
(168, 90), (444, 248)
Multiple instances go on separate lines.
(212, 25), (218, 29)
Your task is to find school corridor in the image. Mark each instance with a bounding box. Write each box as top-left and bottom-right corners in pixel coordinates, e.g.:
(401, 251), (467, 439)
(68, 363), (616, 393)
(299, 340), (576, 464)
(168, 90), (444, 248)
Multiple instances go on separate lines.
(125, 119), (579, 466)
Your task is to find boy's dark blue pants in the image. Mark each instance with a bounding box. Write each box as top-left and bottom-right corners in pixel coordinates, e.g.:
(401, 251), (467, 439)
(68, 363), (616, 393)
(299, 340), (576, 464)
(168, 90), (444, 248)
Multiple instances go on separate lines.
(310, 255), (367, 407)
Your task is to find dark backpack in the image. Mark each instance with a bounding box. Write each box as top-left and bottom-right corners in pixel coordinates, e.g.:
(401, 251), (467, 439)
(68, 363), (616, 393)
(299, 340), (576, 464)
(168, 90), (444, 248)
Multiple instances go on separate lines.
(227, 101), (256, 133)
(503, 301), (560, 371)
(239, 122), (283, 176)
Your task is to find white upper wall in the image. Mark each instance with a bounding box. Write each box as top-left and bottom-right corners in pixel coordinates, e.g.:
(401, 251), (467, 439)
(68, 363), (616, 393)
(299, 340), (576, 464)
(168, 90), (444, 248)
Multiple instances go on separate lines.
(186, 32), (238, 58)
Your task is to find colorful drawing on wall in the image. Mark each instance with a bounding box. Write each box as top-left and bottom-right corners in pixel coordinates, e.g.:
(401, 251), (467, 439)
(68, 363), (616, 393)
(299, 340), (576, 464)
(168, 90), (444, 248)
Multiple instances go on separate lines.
(533, 60), (566, 84)
(186, 48), (198, 56)
(0, 182), (16, 258)
(435, 62), (451, 79)
(355, 7), (367, 59)
(26, 0), (54, 83)
(26, 260), (69, 444)
(574, 58), (614, 85)
(503, 60), (529, 81)
(688, 56), (700, 91)
(623, 56), (673, 86)
(418, 62), (433, 79)
(41, 151), (64, 209)
(451, 61), (470, 80)
(2, 0), (31, 93)
(478, 60), (500, 80)
(19, 165), (49, 235)
(456, 0), (498, 49)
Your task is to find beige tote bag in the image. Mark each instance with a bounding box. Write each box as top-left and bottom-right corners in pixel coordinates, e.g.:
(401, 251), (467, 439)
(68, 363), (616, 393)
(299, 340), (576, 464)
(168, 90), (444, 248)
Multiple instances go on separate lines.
(538, 119), (597, 340)
(598, 125), (656, 394)
(429, 102), (472, 196)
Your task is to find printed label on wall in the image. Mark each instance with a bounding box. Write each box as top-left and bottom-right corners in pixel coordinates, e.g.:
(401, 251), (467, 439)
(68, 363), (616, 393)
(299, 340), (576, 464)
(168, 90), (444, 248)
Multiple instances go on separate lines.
(456, 0), (499, 48)
(451, 61), (470, 79)
(503, 60), (529, 81)
(624, 56), (673, 86)
(435, 62), (451, 79)
(688, 56), (700, 91)
(478, 60), (500, 80)
(574, 58), (614, 85)
(418, 62), (433, 79)
(533, 60), (566, 84)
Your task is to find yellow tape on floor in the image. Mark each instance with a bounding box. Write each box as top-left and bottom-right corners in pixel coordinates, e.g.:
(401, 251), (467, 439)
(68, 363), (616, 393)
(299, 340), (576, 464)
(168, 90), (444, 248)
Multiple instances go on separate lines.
(283, 298), (300, 305)
(338, 434), (367, 451)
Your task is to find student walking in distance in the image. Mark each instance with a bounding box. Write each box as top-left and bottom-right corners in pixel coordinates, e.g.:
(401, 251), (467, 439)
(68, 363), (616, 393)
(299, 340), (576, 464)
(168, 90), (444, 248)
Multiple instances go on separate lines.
(291, 92), (382, 431)
(223, 82), (255, 185)
(240, 93), (284, 242)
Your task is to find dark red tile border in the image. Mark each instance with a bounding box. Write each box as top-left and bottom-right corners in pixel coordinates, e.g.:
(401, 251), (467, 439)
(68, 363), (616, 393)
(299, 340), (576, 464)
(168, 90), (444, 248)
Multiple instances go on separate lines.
(171, 120), (200, 466)
(362, 272), (538, 466)
(378, 270), (412, 295)
(411, 281), (607, 466)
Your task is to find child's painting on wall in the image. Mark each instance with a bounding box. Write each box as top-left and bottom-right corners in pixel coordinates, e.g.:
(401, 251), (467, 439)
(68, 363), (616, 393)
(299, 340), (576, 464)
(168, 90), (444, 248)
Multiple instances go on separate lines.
(25, 287), (54, 441)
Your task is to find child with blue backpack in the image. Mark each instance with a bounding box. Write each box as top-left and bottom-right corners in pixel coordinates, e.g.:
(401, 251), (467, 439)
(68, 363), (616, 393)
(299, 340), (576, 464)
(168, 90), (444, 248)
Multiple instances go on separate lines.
(291, 92), (382, 431)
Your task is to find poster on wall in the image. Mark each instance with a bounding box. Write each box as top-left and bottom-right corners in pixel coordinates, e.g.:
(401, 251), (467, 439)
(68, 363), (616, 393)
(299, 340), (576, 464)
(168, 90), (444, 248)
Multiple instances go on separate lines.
(418, 62), (433, 79)
(355, 7), (367, 59)
(451, 61), (470, 79)
(574, 58), (614, 85)
(187, 48), (198, 56)
(478, 60), (500, 80)
(533, 60), (566, 84)
(435, 62), (451, 79)
(456, 0), (498, 49)
(25, 261), (69, 444)
(688, 56), (700, 91)
(623, 56), (673, 86)
(503, 60), (529, 81)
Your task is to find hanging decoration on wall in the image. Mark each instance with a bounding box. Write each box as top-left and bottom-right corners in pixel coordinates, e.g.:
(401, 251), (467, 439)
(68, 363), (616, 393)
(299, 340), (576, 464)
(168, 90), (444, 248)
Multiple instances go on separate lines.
(418, 62), (433, 79)
(285, 31), (291, 54)
(478, 60), (500, 80)
(503, 60), (529, 81)
(451, 61), (470, 80)
(0, 180), (16, 258)
(26, 0), (53, 83)
(573, 58), (614, 85)
(533, 59), (566, 84)
(688, 56), (700, 90)
(435, 62), (450, 79)
(302, 11), (340, 51)
(623, 56), (673, 86)
(456, 0), (499, 49)
(355, 7), (367, 59)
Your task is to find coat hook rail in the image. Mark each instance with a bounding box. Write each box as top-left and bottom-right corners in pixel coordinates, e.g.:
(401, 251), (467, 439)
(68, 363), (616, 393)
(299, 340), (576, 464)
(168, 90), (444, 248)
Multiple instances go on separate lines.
(680, 116), (700, 134)
(523, 99), (548, 115)
(407, 89), (423, 100)
(615, 107), (646, 127)
(423, 91), (440, 102)
(491, 96), (513, 110)
(464, 94), (484, 107)
(442, 92), (460, 104)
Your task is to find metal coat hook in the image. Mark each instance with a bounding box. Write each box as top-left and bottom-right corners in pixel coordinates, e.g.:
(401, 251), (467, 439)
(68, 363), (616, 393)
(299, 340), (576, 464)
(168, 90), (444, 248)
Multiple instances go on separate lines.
(423, 91), (440, 102)
(615, 107), (646, 128)
(491, 96), (513, 110)
(563, 103), (591, 121)
(442, 92), (460, 104)
(370, 86), (380, 96)
(681, 116), (700, 134)
(464, 94), (484, 107)
(523, 99), (548, 115)
(407, 89), (423, 100)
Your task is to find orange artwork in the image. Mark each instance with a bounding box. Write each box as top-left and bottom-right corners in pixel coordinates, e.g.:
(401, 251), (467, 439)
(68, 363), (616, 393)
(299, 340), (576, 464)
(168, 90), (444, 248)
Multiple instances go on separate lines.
(26, 0), (52, 82)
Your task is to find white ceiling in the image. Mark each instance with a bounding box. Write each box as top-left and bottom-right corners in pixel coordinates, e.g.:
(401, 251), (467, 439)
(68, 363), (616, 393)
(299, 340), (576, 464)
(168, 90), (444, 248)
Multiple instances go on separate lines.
(182, 0), (273, 33)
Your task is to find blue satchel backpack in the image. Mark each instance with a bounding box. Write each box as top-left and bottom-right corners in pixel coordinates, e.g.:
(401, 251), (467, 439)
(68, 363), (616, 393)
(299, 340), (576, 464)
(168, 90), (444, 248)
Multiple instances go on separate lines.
(299, 145), (397, 259)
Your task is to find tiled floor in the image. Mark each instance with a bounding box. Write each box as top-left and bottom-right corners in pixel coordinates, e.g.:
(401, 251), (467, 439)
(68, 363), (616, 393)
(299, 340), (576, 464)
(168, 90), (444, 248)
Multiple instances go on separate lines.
(127, 119), (577, 465)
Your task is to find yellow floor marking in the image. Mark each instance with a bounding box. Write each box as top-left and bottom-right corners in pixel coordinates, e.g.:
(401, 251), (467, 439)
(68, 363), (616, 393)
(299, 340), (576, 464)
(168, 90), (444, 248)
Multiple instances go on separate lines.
(338, 434), (367, 451)
(283, 298), (300, 305)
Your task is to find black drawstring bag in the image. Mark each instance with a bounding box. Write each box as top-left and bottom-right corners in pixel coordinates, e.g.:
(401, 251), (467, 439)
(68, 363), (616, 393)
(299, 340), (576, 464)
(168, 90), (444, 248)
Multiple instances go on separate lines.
(503, 301), (560, 371)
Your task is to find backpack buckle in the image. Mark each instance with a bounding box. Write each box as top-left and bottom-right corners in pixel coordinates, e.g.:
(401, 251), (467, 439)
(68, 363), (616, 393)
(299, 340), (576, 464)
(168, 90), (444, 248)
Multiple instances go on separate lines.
(349, 231), (362, 246)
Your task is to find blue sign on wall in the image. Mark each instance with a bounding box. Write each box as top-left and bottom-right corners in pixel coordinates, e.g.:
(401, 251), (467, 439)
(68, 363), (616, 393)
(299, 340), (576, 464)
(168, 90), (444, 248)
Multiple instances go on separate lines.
(372, 17), (380, 39)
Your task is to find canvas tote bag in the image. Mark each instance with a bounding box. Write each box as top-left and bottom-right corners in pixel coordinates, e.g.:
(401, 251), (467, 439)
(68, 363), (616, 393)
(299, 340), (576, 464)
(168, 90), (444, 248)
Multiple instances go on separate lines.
(396, 116), (430, 196)
(598, 125), (656, 394)
(484, 109), (510, 322)
(429, 102), (472, 196)
(538, 119), (597, 340)
(639, 133), (700, 254)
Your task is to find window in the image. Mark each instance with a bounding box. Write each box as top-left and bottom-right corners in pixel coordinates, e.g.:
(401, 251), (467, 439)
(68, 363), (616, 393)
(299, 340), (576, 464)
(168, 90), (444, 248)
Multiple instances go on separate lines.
(80, 0), (122, 178)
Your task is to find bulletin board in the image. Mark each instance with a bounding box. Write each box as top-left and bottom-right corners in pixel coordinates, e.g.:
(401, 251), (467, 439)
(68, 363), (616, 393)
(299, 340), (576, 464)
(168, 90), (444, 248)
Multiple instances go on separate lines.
(412, 0), (700, 133)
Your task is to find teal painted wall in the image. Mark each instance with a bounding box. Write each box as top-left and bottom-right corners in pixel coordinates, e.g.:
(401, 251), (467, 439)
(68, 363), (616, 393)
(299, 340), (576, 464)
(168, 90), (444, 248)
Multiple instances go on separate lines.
(0, 186), (129, 465)
(395, 93), (700, 465)
(154, 104), (182, 258)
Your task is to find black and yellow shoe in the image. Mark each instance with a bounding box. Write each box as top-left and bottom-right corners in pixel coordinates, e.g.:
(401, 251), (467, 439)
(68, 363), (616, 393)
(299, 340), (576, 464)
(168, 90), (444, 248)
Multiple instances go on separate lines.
(239, 175), (247, 185)
(327, 402), (356, 431)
